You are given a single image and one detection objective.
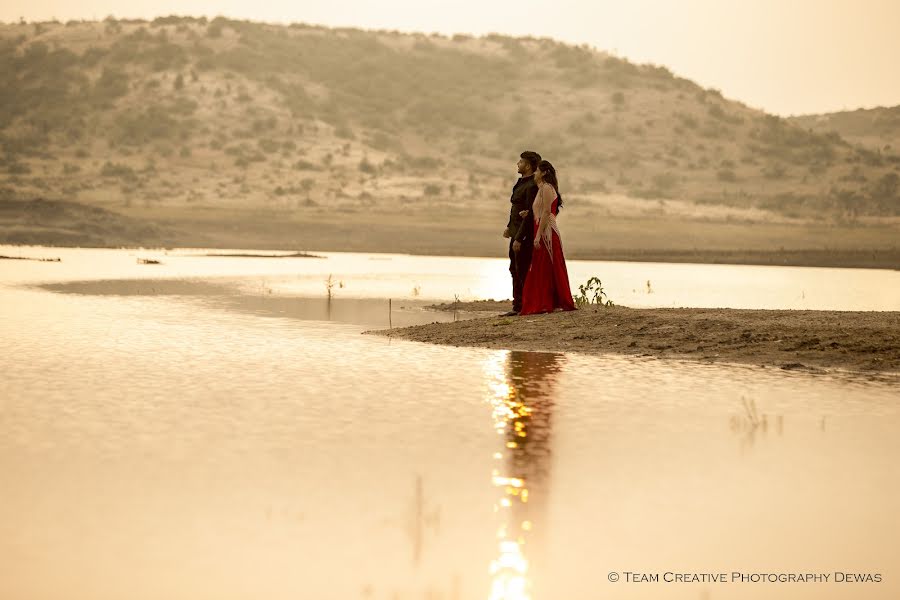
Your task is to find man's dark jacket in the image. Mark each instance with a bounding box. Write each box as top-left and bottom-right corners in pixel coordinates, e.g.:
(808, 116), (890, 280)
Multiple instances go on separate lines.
(507, 176), (539, 242)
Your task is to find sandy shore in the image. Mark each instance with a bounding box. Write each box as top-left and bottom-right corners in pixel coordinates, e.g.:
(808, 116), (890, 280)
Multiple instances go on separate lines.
(370, 301), (900, 374)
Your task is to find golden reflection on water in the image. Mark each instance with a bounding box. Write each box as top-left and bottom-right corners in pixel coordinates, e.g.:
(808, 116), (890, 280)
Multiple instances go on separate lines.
(484, 350), (564, 600)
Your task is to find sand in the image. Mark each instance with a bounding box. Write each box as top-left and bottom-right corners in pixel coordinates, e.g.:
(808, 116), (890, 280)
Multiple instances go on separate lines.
(370, 301), (900, 374)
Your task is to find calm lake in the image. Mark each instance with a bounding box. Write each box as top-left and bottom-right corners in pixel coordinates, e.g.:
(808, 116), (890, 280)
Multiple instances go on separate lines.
(2, 245), (899, 600)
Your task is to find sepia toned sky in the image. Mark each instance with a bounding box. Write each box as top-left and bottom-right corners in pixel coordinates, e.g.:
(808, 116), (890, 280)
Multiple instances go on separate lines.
(2, 0), (898, 116)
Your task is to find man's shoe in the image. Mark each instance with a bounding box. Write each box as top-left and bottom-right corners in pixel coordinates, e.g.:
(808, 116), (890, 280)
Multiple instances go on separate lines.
(500, 310), (519, 317)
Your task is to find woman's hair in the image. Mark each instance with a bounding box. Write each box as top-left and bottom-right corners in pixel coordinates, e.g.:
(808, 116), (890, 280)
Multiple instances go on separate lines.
(537, 160), (563, 209)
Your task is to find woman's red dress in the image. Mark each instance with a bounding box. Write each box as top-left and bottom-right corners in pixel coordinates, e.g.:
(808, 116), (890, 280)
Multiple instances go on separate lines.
(520, 185), (576, 315)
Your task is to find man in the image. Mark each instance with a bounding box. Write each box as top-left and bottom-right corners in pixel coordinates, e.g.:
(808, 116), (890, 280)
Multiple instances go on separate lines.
(502, 150), (541, 316)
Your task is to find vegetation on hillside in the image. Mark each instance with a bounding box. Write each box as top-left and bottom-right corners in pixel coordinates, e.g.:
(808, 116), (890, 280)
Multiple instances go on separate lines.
(790, 106), (900, 151)
(1, 16), (898, 221)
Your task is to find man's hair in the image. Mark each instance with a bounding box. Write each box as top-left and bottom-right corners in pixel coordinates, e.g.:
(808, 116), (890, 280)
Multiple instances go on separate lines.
(520, 151), (542, 171)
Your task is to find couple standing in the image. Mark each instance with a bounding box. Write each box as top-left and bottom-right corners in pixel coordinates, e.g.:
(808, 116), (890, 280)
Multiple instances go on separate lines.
(502, 150), (576, 317)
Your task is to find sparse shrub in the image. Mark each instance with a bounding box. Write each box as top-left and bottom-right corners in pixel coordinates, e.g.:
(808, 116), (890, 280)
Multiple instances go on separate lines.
(6, 160), (31, 174)
(80, 46), (108, 66)
(651, 172), (679, 195)
(169, 97), (197, 116)
(101, 161), (137, 181)
(856, 147), (884, 167)
(252, 117), (277, 133)
(839, 166), (867, 183)
(152, 15), (207, 27)
(173, 73), (184, 90)
(334, 124), (355, 139)
(580, 179), (609, 193)
(403, 155), (443, 171)
(103, 18), (122, 35)
(717, 168), (738, 182)
(870, 172), (899, 200)
(807, 162), (827, 175)
(258, 138), (280, 153)
(762, 163), (787, 179)
(225, 143), (265, 166)
(675, 113), (698, 129)
(700, 122), (726, 139)
(293, 159), (318, 170)
(574, 277), (614, 308)
(358, 156), (376, 174)
(602, 120), (623, 139)
(93, 67), (130, 102)
(707, 104), (726, 120)
(112, 102), (189, 146)
(423, 184), (441, 196)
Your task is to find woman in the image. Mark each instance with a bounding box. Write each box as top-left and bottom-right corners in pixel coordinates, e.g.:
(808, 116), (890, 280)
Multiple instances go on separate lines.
(519, 160), (576, 315)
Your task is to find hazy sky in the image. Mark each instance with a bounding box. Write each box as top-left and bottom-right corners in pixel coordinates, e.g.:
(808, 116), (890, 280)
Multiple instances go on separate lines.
(3, 0), (898, 116)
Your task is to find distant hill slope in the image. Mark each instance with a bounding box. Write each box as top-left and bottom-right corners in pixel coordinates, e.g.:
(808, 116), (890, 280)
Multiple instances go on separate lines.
(0, 196), (178, 246)
(1, 16), (899, 225)
(790, 106), (900, 152)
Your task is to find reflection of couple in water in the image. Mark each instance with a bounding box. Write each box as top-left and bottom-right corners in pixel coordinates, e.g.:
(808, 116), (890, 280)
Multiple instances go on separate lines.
(488, 350), (563, 600)
(502, 151), (577, 317)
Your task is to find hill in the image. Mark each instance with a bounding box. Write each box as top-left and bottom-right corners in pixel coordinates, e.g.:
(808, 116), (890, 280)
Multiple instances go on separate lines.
(790, 105), (900, 153)
(0, 195), (180, 246)
(1, 17), (898, 264)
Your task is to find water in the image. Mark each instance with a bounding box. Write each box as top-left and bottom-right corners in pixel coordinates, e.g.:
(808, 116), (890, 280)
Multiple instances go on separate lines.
(1, 246), (899, 600)
(3, 244), (898, 310)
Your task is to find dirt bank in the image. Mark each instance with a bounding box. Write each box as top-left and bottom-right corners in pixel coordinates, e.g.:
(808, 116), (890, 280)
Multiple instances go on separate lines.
(370, 302), (900, 374)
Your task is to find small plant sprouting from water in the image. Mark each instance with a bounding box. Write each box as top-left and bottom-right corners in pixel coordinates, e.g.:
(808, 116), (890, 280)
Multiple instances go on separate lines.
(325, 274), (344, 299)
(736, 396), (765, 431)
(574, 277), (614, 308)
(730, 396), (774, 449)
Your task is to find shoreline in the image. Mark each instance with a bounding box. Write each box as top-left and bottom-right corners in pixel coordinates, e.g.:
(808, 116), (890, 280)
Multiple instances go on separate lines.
(2, 198), (899, 270)
(2, 241), (899, 271)
(370, 302), (900, 375)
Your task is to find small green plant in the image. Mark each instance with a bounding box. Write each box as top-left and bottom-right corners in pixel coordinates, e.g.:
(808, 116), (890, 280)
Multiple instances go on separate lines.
(574, 277), (614, 308)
